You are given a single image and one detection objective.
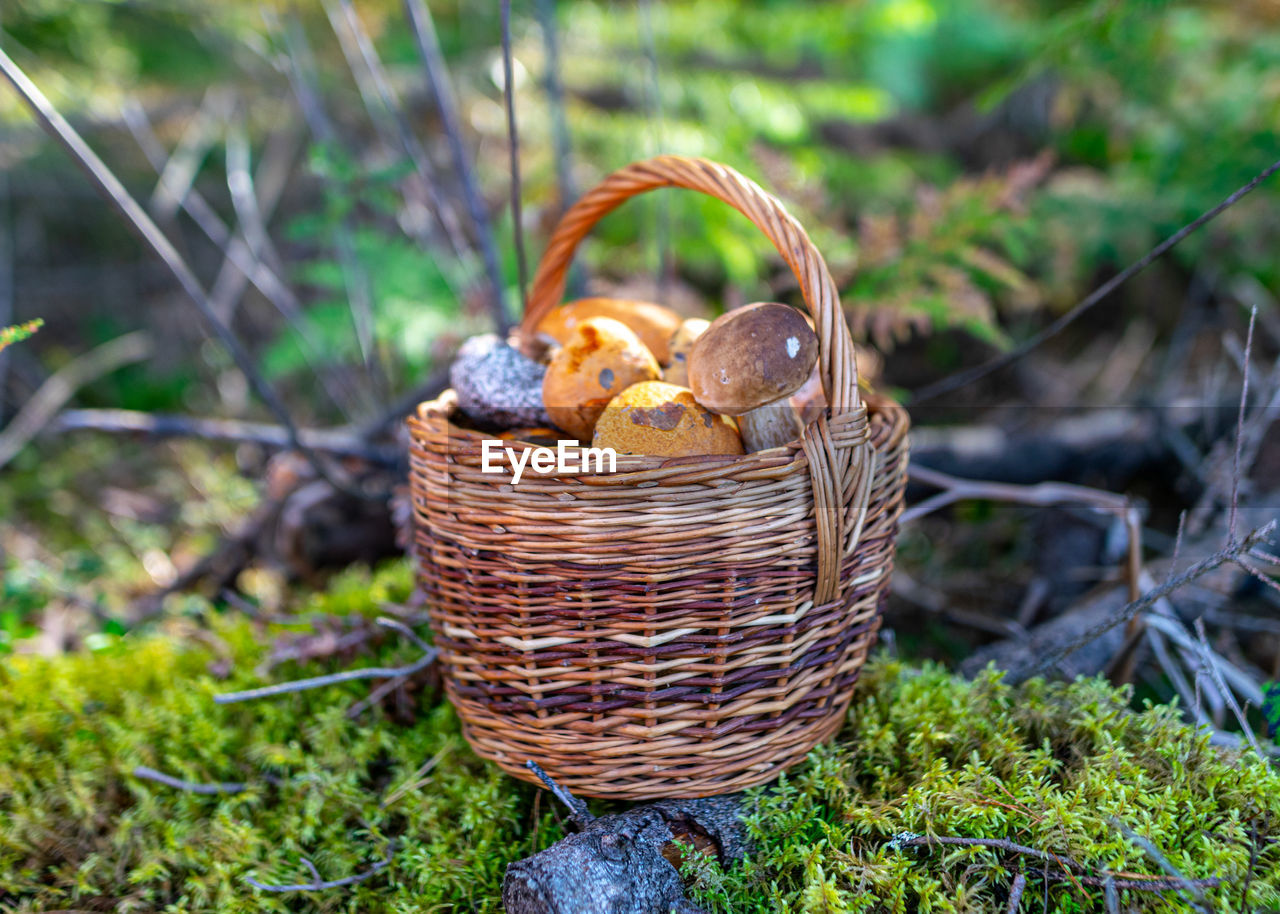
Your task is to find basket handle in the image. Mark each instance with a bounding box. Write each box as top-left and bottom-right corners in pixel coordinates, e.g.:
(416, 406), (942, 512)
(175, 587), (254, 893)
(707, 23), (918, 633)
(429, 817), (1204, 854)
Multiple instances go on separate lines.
(518, 156), (872, 607)
(518, 155), (861, 412)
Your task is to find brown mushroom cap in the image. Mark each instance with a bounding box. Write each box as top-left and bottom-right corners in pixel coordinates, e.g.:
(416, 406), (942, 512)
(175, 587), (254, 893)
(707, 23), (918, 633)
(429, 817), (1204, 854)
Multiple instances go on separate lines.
(536, 298), (682, 363)
(542, 317), (661, 441)
(591, 381), (742, 457)
(686, 302), (819, 416)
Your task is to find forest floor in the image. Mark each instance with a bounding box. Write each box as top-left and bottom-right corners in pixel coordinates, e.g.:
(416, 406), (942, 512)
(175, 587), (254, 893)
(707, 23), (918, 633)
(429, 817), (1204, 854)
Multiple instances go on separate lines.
(3, 1), (1280, 911)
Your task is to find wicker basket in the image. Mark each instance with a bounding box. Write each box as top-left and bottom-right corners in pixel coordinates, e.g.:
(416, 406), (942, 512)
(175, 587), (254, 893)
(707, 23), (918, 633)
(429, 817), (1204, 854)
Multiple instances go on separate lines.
(407, 155), (909, 799)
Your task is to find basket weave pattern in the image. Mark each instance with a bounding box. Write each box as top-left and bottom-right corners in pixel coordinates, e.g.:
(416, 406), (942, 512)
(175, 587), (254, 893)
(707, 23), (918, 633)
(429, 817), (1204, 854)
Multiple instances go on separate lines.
(408, 156), (910, 799)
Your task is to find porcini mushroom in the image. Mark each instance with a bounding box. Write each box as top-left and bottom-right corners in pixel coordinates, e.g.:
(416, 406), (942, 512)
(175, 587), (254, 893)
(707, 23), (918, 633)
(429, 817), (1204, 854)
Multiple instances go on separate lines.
(687, 302), (819, 417)
(542, 317), (661, 441)
(737, 404), (803, 453)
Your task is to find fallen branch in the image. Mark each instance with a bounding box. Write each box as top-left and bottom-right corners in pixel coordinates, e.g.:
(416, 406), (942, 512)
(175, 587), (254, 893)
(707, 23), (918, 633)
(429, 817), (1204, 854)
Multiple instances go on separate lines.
(343, 618), (439, 719)
(504, 761), (748, 914)
(52, 408), (400, 465)
(214, 647), (437, 704)
(905, 409), (1182, 490)
(903, 464), (1128, 525)
(1027, 523), (1275, 681)
(959, 585), (1130, 683)
(525, 759), (592, 829)
(1042, 872), (1221, 892)
(892, 833), (1084, 870)
(1005, 872), (1026, 914)
(904, 462), (1145, 604)
(893, 833), (1223, 896)
(1109, 817), (1211, 913)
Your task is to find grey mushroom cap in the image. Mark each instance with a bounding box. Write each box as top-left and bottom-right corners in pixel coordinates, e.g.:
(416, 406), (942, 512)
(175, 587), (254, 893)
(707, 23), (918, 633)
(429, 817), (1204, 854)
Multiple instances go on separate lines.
(450, 334), (552, 429)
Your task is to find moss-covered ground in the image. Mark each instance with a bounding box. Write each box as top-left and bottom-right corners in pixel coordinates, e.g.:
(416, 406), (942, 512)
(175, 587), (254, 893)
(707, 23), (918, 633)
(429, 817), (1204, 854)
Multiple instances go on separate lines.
(1, 562), (1277, 913)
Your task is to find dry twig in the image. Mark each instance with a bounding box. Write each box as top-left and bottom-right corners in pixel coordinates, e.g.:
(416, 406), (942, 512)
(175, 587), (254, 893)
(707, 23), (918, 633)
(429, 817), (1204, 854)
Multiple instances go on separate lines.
(894, 833), (1223, 896)
(1109, 817), (1211, 913)
(246, 848), (393, 893)
(118, 101), (353, 418)
(214, 647), (437, 704)
(405, 0), (513, 335)
(52, 408), (399, 465)
(322, 0), (471, 269)
(1006, 872), (1026, 914)
(131, 765), (249, 795)
(1192, 617), (1264, 757)
(1026, 524), (1274, 680)
(903, 464), (1129, 524)
(525, 759), (593, 828)
(272, 11), (385, 400)
(501, 0), (530, 311)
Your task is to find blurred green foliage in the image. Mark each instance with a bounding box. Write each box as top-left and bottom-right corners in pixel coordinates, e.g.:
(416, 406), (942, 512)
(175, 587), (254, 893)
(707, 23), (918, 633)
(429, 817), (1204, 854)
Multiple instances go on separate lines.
(5, 0), (1279, 386)
(1265, 682), (1280, 744)
(0, 437), (259, 653)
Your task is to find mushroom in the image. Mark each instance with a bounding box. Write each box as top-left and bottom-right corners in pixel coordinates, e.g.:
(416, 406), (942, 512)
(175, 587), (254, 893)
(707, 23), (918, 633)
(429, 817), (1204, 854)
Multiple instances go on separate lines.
(661, 317), (710, 388)
(789, 363), (826, 427)
(687, 302), (818, 416)
(542, 317), (661, 441)
(450, 334), (551, 429)
(592, 381), (742, 457)
(536, 298), (683, 363)
(737, 404), (803, 453)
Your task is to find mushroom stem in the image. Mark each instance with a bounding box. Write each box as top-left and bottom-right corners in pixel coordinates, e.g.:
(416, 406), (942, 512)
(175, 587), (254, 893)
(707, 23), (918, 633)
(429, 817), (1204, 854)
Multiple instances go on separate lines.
(739, 403), (803, 453)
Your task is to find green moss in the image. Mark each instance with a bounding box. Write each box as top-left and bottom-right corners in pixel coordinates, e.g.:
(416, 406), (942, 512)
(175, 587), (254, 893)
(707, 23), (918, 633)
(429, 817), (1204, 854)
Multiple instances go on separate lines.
(2, 601), (1276, 912)
(0, 617), (556, 912)
(687, 665), (1280, 913)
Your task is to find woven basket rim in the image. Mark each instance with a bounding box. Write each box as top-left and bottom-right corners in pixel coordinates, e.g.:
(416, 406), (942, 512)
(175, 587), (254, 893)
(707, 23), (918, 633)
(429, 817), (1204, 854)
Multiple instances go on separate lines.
(412, 387), (909, 480)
